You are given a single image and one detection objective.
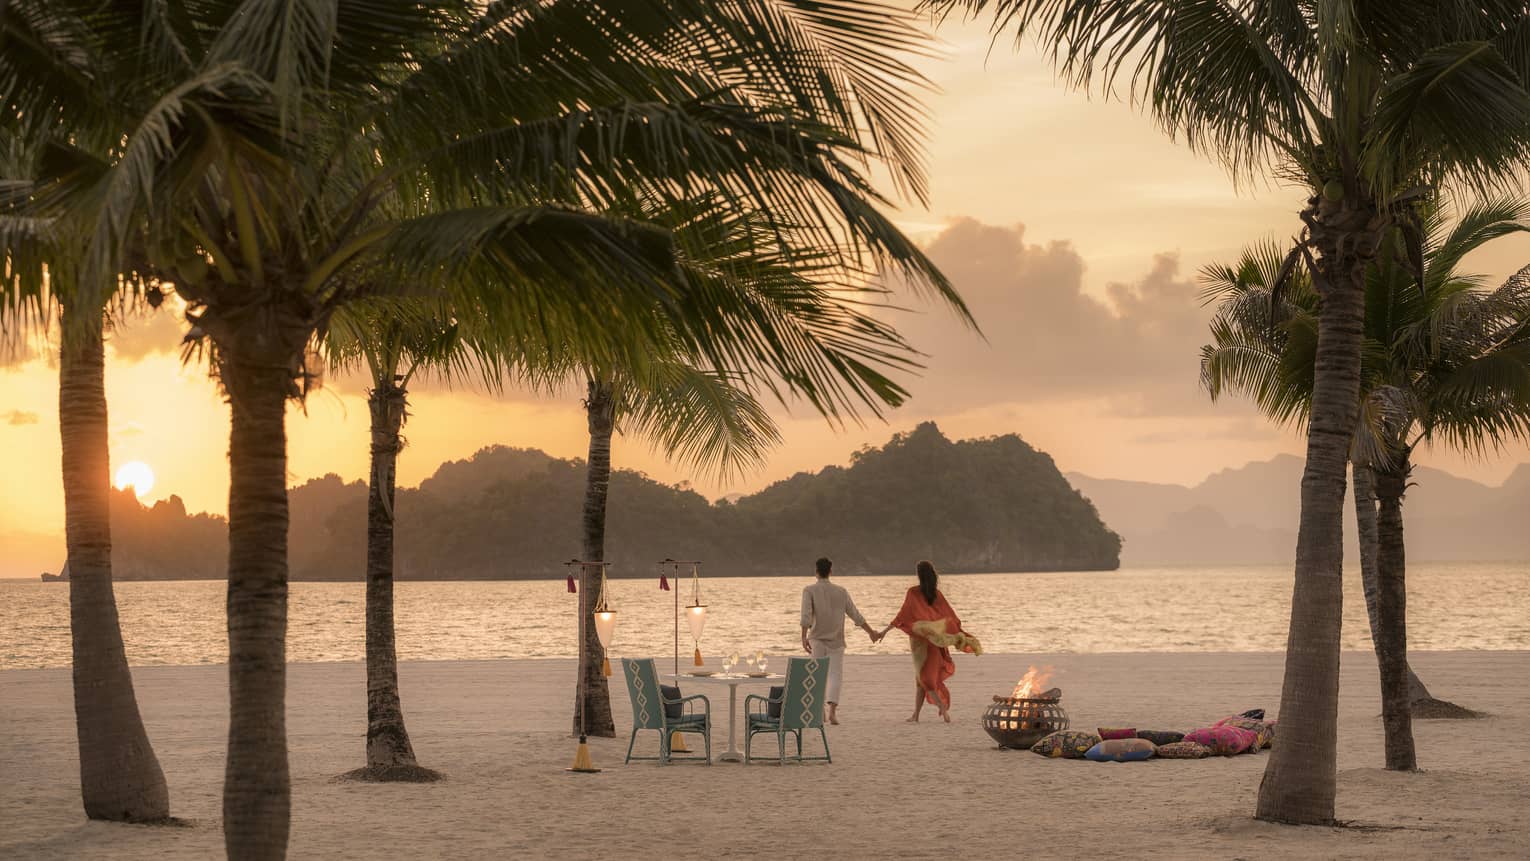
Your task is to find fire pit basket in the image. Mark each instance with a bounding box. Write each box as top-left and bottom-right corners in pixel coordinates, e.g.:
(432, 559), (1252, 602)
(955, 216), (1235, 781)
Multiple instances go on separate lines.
(982, 695), (1069, 749)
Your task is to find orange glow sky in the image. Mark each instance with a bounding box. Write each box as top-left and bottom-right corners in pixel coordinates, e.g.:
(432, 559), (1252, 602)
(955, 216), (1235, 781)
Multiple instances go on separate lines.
(3, 18), (1528, 574)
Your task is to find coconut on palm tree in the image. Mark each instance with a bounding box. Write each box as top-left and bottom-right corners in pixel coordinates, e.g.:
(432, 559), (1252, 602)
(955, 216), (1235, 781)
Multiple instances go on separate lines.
(1203, 198), (1530, 768)
(925, 0), (1530, 823)
(11, 3), (965, 857)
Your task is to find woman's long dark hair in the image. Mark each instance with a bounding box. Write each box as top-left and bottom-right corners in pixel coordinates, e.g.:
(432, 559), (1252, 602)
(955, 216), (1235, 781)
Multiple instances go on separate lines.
(916, 560), (938, 605)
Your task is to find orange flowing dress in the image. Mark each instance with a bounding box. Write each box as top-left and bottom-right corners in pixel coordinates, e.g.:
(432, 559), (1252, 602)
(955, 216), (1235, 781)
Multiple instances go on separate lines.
(891, 586), (980, 708)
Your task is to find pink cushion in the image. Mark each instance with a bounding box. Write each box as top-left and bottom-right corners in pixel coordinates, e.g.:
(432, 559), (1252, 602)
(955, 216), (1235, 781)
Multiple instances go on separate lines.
(1096, 727), (1137, 740)
(1182, 726), (1258, 755)
(1214, 715), (1275, 749)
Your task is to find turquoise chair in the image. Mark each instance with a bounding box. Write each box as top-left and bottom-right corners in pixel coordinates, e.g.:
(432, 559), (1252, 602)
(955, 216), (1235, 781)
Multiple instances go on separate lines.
(743, 656), (831, 764)
(621, 658), (711, 764)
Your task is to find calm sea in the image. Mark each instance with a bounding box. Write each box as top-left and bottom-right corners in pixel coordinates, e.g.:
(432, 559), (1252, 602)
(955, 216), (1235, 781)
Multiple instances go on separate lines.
(1, 562), (1526, 671)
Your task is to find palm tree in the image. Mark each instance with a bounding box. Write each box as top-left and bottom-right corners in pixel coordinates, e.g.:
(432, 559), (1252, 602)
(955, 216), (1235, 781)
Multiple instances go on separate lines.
(323, 302), (483, 781)
(926, 0), (1530, 823)
(568, 200), (935, 735)
(1201, 198), (1530, 769)
(12, 3), (964, 856)
(0, 154), (171, 819)
(573, 365), (779, 735)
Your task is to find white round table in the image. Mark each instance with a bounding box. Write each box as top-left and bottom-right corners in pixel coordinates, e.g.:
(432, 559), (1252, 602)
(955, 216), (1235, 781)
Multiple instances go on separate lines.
(668, 671), (784, 762)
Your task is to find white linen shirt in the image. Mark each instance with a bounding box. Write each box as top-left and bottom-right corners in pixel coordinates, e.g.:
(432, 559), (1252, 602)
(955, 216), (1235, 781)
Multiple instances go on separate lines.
(800, 578), (867, 650)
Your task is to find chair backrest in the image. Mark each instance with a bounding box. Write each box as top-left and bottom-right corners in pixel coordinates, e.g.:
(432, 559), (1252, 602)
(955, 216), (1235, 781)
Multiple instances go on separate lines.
(780, 656), (829, 730)
(622, 658), (664, 730)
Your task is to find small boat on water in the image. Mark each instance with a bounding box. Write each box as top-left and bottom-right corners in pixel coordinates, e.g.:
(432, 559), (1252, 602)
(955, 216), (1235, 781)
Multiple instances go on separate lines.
(40, 561), (69, 582)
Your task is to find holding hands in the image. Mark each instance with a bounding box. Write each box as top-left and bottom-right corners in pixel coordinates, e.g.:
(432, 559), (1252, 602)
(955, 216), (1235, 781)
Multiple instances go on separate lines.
(861, 621), (890, 644)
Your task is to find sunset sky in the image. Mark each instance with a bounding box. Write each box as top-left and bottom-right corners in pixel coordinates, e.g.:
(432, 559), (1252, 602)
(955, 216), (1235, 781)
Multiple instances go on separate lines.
(3, 16), (1528, 575)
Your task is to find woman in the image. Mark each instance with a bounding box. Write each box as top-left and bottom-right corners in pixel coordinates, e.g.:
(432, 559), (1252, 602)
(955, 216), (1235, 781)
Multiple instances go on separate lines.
(878, 561), (981, 723)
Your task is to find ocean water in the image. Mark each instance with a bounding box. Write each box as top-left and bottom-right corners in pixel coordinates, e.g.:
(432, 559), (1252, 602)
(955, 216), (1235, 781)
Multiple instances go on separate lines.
(1, 562), (1526, 671)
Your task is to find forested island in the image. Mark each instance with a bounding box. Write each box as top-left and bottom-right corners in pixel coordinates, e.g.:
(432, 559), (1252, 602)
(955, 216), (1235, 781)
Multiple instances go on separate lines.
(106, 423), (1121, 580)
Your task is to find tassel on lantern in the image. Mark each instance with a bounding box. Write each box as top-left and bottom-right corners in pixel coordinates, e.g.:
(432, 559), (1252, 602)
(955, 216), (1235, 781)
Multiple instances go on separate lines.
(602, 656), (612, 677)
(568, 738), (597, 773)
(693, 647), (703, 666)
(566, 574), (577, 593)
(659, 573), (669, 591)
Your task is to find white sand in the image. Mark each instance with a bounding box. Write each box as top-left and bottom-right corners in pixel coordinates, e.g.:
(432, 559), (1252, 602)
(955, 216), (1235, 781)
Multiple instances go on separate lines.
(2, 651), (1527, 859)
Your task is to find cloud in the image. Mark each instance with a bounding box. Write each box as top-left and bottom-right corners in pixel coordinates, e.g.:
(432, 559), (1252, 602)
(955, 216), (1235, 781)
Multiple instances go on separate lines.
(1130, 419), (1282, 446)
(107, 305), (188, 362)
(5, 410), (40, 426)
(883, 218), (1231, 418)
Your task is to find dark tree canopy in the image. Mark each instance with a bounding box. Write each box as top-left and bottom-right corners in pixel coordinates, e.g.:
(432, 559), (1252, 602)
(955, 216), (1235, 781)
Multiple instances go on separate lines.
(106, 423), (1121, 580)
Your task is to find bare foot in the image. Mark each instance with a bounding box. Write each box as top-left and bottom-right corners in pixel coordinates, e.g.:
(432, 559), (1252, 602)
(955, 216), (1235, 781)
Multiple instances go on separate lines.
(940, 711), (951, 723)
(829, 714), (840, 726)
(905, 715), (920, 723)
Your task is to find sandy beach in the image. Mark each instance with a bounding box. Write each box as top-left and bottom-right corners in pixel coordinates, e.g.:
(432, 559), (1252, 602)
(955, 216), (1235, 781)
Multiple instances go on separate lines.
(2, 650), (1527, 859)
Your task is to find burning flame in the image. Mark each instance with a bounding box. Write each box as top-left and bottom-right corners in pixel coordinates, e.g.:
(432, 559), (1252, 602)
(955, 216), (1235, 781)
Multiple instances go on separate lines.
(1011, 665), (1055, 699)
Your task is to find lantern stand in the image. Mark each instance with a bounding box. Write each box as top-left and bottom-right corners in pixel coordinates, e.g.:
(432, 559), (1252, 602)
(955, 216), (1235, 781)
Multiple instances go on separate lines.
(565, 559), (602, 773)
(659, 558), (702, 753)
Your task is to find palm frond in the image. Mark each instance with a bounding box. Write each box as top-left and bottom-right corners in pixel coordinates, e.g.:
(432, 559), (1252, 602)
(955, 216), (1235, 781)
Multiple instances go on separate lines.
(615, 363), (783, 480)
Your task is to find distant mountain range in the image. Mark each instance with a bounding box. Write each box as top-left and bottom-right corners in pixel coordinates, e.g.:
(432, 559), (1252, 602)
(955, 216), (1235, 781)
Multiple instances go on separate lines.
(33, 422), (1120, 581)
(1068, 455), (1530, 566)
(10, 434), (1526, 581)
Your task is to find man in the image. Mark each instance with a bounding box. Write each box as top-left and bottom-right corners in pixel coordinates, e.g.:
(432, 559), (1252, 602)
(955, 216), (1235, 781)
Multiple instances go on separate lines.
(800, 557), (881, 725)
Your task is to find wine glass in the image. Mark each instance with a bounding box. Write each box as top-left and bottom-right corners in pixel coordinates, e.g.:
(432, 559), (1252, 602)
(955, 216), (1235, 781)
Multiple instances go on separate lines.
(758, 656), (769, 674)
(725, 652), (739, 673)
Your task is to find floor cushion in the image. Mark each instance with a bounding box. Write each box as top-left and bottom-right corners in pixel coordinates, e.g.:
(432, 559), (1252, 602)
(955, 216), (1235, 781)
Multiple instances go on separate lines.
(1136, 729), (1184, 746)
(1085, 738), (1156, 762)
(1097, 727), (1137, 740)
(1030, 730), (1102, 759)
(1183, 726), (1259, 755)
(1155, 741), (1213, 759)
(1215, 716), (1274, 749)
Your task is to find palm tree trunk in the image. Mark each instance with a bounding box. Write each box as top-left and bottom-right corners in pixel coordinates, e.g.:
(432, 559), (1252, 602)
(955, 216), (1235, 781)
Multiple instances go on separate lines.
(1372, 453), (1417, 770)
(59, 304), (170, 822)
(574, 378), (616, 738)
(221, 358), (292, 861)
(1355, 464), (1434, 704)
(1256, 208), (1372, 825)
(360, 382), (433, 777)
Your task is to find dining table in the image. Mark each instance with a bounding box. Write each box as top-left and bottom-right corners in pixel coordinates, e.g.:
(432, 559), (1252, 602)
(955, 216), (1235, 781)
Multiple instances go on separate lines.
(668, 671), (784, 762)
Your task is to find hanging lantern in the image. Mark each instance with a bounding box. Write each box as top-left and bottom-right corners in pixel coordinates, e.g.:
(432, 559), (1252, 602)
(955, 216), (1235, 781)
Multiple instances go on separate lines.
(593, 563), (616, 677)
(686, 563), (707, 666)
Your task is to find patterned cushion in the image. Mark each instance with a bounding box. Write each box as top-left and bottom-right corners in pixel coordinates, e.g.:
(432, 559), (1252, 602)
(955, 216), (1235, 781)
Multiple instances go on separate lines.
(1183, 726), (1259, 755)
(1155, 741), (1213, 759)
(1030, 730), (1102, 759)
(1085, 738), (1156, 762)
(1097, 727), (1136, 740)
(1136, 729), (1184, 746)
(659, 684), (684, 720)
(1215, 716), (1274, 749)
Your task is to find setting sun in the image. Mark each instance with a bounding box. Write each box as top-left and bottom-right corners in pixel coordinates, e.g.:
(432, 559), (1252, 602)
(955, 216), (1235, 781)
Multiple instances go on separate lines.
(113, 461), (155, 499)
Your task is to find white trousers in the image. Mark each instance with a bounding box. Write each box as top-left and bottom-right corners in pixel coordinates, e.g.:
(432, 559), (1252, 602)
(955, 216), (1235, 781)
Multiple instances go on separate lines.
(808, 640), (845, 704)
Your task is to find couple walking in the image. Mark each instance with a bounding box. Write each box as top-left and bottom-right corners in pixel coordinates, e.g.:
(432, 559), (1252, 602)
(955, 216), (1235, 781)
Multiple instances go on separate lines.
(799, 557), (982, 725)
